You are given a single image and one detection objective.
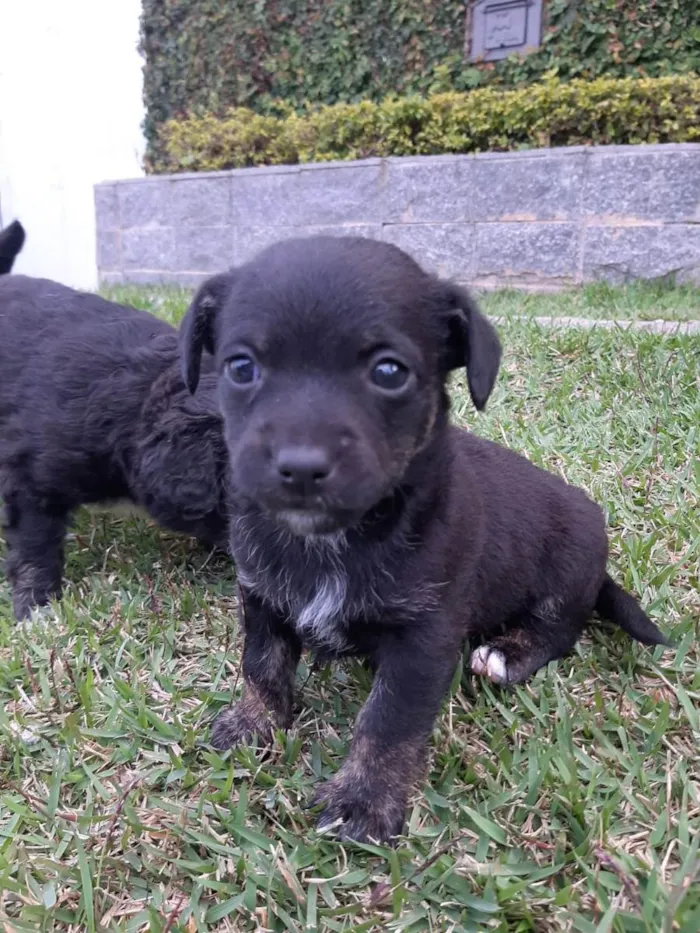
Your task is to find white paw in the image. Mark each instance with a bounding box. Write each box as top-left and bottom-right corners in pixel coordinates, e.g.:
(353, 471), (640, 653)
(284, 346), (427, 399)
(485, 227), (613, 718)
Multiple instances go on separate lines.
(470, 646), (508, 684)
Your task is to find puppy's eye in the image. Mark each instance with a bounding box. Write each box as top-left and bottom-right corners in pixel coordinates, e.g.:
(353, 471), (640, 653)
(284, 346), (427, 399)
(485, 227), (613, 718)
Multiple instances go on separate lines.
(226, 354), (260, 386)
(370, 358), (410, 392)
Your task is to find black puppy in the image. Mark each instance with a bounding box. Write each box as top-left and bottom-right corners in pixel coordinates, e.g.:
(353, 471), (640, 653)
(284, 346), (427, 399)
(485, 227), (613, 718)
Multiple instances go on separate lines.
(0, 219), (26, 274)
(181, 236), (669, 844)
(0, 268), (229, 620)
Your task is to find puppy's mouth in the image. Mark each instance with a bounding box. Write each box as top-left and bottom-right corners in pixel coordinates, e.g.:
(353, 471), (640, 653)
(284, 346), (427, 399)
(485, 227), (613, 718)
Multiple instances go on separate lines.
(275, 508), (350, 537)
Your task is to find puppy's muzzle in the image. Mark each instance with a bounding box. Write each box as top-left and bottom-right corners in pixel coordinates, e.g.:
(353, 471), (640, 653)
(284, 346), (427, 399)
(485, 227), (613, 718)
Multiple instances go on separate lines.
(271, 444), (344, 534)
(231, 417), (392, 535)
(275, 444), (334, 498)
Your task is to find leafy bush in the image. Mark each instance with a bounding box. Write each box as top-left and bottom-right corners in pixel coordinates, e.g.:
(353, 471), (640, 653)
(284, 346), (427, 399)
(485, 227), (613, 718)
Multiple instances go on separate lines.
(141, 1), (700, 165)
(153, 75), (700, 174)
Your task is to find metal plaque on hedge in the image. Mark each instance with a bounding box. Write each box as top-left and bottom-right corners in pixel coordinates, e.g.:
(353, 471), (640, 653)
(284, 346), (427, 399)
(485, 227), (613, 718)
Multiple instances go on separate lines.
(470, 0), (543, 62)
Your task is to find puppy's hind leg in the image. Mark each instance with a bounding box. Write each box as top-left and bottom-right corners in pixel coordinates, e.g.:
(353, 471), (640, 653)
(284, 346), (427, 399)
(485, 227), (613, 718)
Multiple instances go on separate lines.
(3, 489), (68, 620)
(470, 599), (586, 685)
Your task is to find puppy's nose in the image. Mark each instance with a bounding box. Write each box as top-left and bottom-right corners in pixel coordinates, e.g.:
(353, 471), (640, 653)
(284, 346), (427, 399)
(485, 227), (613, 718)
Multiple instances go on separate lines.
(276, 446), (331, 493)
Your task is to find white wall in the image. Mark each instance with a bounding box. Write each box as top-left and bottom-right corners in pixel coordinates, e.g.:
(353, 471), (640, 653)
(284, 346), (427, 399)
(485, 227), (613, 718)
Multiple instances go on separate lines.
(0, 0), (145, 289)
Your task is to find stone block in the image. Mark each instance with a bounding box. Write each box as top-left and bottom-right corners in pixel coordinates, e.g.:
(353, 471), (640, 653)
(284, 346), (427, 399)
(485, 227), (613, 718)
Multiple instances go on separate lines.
(383, 159), (470, 224)
(473, 222), (579, 284)
(231, 162), (386, 227)
(171, 176), (232, 227)
(381, 223), (476, 281)
(231, 224), (383, 266)
(469, 151), (584, 222)
(94, 185), (119, 230)
(99, 271), (125, 286)
(96, 230), (120, 271)
(175, 226), (235, 272)
(583, 149), (700, 223)
(120, 270), (179, 285)
(121, 227), (175, 271)
(297, 162), (388, 225)
(294, 224), (383, 241)
(582, 224), (700, 284)
(119, 180), (170, 229)
(231, 226), (296, 265)
(231, 163), (301, 178)
(231, 172), (302, 227)
(385, 151), (584, 224)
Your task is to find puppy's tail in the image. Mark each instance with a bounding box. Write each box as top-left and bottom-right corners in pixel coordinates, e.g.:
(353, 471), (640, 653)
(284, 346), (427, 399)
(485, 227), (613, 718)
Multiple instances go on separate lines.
(0, 220), (26, 275)
(595, 573), (670, 646)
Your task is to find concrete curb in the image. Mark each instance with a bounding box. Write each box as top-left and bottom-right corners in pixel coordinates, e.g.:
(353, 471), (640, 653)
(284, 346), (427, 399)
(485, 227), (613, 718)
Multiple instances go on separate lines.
(490, 315), (700, 335)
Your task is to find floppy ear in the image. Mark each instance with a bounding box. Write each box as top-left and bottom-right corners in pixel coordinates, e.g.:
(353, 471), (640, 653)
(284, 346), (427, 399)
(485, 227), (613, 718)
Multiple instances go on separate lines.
(441, 284), (501, 411)
(180, 272), (233, 393)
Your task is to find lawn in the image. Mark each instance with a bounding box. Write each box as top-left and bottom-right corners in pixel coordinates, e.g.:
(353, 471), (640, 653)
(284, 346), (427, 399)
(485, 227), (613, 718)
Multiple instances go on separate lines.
(102, 280), (700, 328)
(478, 281), (700, 324)
(0, 286), (698, 933)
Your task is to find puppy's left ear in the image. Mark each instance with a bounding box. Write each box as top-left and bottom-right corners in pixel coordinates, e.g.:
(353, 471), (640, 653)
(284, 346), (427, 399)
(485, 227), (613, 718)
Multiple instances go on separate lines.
(180, 272), (233, 393)
(441, 284), (501, 411)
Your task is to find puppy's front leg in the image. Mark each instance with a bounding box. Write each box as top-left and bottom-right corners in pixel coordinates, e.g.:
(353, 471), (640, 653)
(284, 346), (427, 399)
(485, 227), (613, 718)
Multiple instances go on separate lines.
(3, 489), (67, 620)
(211, 589), (301, 750)
(314, 621), (459, 844)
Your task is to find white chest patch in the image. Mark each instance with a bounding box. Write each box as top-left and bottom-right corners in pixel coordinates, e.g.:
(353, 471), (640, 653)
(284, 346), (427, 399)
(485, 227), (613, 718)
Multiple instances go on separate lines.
(293, 571), (348, 649)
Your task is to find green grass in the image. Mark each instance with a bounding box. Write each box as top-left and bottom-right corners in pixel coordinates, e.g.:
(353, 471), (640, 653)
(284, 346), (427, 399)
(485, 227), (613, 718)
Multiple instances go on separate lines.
(1, 289), (699, 932)
(102, 279), (700, 327)
(479, 281), (700, 323)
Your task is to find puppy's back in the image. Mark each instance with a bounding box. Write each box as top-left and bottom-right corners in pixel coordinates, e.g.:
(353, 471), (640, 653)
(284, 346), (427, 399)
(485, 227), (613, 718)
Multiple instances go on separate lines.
(0, 276), (181, 483)
(449, 427), (608, 623)
(0, 276), (174, 419)
(0, 275), (172, 348)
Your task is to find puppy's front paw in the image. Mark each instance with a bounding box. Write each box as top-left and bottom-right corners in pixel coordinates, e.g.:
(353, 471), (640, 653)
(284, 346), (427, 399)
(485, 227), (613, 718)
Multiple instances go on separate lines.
(210, 704), (274, 750)
(470, 645), (508, 684)
(10, 566), (60, 622)
(312, 775), (405, 844)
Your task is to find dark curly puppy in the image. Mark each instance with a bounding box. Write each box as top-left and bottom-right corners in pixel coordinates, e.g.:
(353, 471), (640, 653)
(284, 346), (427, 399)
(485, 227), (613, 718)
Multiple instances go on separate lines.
(181, 235), (670, 845)
(0, 261), (229, 620)
(0, 219), (25, 274)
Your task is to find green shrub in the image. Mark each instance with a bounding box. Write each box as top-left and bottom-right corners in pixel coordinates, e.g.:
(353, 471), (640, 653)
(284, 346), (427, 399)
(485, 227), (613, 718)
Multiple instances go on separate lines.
(153, 75), (700, 174)
(140, 1), (700, 165)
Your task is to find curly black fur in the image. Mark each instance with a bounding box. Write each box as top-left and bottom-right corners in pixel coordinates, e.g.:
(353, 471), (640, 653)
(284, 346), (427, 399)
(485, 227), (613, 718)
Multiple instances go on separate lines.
(0, 271), (229, 619)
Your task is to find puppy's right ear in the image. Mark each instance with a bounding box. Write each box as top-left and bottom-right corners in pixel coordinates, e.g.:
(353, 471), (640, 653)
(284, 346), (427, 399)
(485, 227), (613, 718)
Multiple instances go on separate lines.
(180, 272), (232, 393)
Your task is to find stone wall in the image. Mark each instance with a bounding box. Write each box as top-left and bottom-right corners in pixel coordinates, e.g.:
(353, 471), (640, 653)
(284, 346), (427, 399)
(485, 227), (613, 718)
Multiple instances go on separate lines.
(95, 143), (700, 290)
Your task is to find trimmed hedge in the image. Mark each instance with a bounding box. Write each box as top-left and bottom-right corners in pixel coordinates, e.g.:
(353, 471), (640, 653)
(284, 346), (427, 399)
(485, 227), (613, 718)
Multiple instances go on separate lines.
(141, 1), (700, 166)
(152, 75), (700, 174)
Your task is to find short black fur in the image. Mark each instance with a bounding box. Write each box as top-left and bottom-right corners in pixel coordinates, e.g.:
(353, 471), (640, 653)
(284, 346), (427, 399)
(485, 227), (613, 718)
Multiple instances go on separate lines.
(181, 235), (670, 845)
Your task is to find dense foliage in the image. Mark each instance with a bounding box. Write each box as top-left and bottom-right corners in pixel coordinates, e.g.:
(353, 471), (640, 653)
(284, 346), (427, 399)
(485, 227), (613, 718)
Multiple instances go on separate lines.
(153, 75), (700, 173)
(141, 0), (700, 165)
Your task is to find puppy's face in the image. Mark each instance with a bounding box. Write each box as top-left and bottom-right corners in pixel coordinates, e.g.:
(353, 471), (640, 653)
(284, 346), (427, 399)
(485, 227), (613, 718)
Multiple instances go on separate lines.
(180, 237), (500, 536)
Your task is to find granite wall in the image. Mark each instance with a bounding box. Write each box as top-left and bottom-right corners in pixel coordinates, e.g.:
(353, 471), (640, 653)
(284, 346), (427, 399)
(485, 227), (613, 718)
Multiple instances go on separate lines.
(95, 143), (700, 290)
